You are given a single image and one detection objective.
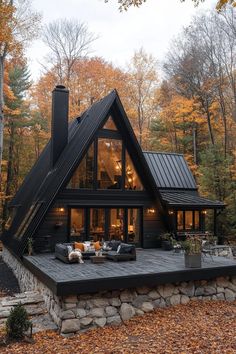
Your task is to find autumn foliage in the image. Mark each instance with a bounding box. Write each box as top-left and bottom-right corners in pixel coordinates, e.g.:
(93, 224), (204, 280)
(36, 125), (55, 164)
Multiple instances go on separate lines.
(0, 301), (236, 353)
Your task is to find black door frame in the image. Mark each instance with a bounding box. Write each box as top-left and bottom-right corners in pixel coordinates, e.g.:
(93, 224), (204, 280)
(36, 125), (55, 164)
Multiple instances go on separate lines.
(68, 206), (143, 246)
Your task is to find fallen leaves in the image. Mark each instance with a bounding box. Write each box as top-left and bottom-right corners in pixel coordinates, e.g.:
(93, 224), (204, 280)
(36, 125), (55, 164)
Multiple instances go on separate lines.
(1, 300), (236, 354)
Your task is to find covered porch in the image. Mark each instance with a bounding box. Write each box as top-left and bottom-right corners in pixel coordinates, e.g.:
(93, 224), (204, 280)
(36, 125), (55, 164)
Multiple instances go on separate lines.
(160, 191), (225, 240)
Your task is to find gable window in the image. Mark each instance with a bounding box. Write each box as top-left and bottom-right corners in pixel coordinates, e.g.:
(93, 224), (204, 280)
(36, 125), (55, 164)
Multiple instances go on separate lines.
(67, 144), (94, 189)
(103, 116), (117, 130)
(125, 151), (143, 191)
(67, 136), (144, 191)
(97, 138), (122, 189)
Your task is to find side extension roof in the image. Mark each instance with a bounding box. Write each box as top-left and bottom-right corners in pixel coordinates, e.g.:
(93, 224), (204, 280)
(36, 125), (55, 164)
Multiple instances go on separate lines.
(143, 151), (197, 190)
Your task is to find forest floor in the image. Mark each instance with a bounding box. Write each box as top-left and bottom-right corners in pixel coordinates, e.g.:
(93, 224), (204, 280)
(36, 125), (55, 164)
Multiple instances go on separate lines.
(0, 255), (20, 297)
(0, 300), (236, 354)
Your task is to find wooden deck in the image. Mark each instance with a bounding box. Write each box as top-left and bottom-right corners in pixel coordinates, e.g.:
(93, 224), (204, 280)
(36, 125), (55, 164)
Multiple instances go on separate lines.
(23, 249), (236, 296)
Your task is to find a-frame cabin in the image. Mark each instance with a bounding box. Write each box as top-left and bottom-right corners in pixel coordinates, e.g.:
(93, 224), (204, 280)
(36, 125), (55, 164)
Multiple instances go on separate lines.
(2, 86), (224, 257)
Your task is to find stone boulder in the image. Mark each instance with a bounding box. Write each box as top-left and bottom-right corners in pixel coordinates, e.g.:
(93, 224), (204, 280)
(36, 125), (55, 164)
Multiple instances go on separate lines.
(61, 319), (80, 334)
(120, 303), (135, 321)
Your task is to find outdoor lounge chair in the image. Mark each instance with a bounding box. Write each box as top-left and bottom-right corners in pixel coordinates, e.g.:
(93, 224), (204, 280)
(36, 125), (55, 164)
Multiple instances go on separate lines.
(106, 243), (136, 261)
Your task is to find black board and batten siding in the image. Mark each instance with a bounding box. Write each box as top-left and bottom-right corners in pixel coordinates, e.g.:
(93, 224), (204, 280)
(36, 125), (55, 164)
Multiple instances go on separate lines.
(143, 208), (165, 248)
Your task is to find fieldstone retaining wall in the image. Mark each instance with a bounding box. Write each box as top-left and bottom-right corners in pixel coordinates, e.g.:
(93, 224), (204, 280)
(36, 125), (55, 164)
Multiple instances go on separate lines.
(2, 247), (236, 337)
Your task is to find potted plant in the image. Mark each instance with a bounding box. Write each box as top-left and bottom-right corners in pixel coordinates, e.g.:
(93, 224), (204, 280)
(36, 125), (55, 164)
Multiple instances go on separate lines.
(182, 235), (202, 268)
(27, 237), (34, 256)
(161, 233), (174, 251)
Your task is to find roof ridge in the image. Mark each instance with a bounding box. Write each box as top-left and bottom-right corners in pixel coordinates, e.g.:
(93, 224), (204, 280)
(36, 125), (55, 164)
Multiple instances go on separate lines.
(143, 151), (184, 156)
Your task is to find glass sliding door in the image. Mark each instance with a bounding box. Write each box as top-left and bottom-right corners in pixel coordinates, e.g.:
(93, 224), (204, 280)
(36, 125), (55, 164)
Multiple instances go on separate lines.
(70, 208), (85, 241)
(69, 207), (142, 245)
(90, 208), (105, 241)
(108, 208), (125, 241)
(127, 208), (140, 244)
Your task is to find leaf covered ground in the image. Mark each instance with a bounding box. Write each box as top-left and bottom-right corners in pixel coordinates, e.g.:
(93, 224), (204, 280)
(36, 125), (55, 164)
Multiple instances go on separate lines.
(1, 300), (236, 354)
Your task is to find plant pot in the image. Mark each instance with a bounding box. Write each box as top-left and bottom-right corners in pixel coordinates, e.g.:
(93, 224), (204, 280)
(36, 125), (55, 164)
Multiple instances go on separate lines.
(184, 253), (202, 268)
(162, 240), (173, 251)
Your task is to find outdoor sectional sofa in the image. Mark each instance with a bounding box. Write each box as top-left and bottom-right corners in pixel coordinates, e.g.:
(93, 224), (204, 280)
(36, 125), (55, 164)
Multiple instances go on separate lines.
(55, 241), (136, 263)
(55, 243), (96, 263)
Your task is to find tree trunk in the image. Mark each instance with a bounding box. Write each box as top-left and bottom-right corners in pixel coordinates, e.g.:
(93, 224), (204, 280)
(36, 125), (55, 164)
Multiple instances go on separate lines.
(206, 108), (215, 146)
(2, 124), (15, 229)
(0, 56), (5, 180)
(193, 124), (198, 165)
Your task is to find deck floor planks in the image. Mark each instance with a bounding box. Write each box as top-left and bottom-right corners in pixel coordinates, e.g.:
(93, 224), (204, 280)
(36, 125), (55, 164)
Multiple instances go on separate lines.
(23, 249), (236, 295)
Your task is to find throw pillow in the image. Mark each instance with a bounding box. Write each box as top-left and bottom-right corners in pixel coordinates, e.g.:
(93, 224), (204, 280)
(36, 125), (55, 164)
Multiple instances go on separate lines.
(75, 242), (84, 252)
(83, 243), (89, 252)
(94, 241), (101, 251)
(67, 245), (73, 254)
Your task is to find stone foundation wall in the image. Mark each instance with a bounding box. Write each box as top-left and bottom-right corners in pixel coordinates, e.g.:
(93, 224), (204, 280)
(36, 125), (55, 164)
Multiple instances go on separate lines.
(2, 247), (236, 337)
(2, 247), (60, 326)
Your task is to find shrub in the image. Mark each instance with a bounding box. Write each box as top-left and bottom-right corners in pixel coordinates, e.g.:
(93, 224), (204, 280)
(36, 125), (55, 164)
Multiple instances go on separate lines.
(6, 303), (31, 339)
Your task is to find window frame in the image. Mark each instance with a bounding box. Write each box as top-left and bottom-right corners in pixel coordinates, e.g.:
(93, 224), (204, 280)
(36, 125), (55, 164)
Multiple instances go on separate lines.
(67, 129), (144, 192)
(175, 210), (201, 232)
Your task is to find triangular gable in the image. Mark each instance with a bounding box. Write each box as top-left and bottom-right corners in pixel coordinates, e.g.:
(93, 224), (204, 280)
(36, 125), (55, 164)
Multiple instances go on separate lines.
(2, 90), (165, 257)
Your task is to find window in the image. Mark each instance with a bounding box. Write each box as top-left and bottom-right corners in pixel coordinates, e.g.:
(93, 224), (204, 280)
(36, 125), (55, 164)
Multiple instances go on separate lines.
(5, 207), (17, 230)
(128, 208), (140, 243)
(185, 211), (193, 230)
(108, 208), (124, 241)
(103, 116), (117, 130)
(125, 151), (143, 191)
(97, 138), (122, 189)
(66, 136), (144, 192)
(177, 211), (184, 230)
(176, 210), (201, 231)
(67, 144), (94, 189)
(194, 211), (199, 229)
(70, 209), (85, 239)
(90, 208), (105, 241)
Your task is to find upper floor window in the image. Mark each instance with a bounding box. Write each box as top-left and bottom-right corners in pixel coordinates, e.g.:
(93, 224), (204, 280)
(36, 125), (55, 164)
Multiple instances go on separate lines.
(67, 143), (94, 189)
(125, 151), (143, 191)
(67, 137), (144, 191)
(97, 138), (122, 189)
(103, 116), (117, 131)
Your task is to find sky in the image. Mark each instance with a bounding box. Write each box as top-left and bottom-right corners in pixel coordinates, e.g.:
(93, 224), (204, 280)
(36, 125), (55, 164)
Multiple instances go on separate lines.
(27, 0), (216, 81)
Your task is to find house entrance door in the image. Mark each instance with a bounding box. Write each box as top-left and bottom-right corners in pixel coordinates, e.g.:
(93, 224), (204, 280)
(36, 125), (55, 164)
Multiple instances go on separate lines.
(69, 207), (142, 246)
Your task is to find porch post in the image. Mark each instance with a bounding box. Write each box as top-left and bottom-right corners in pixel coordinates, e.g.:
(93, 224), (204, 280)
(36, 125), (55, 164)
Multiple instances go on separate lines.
(213, 209), (217, 239)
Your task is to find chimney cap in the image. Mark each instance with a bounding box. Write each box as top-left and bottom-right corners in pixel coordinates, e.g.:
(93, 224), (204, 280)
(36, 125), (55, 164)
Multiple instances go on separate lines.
(54, 85), (67, 90)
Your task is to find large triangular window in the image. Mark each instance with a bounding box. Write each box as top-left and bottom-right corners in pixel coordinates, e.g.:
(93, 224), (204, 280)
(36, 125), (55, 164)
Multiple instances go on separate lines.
(125, 151), (144, 191)
(103, 116), (117, 130)
(67, 143), (94, 189)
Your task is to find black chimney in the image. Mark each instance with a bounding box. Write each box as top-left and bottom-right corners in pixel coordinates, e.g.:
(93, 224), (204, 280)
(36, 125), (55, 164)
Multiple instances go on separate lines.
(51, 85), (69, 167)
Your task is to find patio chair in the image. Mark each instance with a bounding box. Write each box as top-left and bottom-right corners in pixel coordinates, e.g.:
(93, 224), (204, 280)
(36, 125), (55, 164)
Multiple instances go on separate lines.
(201, 241), (214, 261)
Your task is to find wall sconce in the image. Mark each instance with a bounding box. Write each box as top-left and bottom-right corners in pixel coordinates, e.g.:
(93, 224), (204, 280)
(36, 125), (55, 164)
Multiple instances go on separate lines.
(202, 210), (207, 215)
(147, 208), (155, 214)
(168, 210), (174, 215)
(59, 207), (65, 212)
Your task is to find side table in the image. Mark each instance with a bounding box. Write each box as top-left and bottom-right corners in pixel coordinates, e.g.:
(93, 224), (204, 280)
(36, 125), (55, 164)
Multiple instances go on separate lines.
(90, 255), (106, 264)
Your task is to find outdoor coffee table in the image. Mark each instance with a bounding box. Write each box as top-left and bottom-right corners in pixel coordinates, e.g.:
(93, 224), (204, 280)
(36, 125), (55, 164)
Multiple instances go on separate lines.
(90, 255), (106, 264)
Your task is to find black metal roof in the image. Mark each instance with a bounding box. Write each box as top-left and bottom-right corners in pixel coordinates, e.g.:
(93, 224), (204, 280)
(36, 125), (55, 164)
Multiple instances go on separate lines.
(143, 151), (197, 190)
(2, 90), (164, 257)
(160, 191), (225, 209)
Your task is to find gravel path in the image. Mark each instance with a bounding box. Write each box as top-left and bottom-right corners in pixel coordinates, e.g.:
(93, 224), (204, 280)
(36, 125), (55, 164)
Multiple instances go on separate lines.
(0, 254), (20, 296)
